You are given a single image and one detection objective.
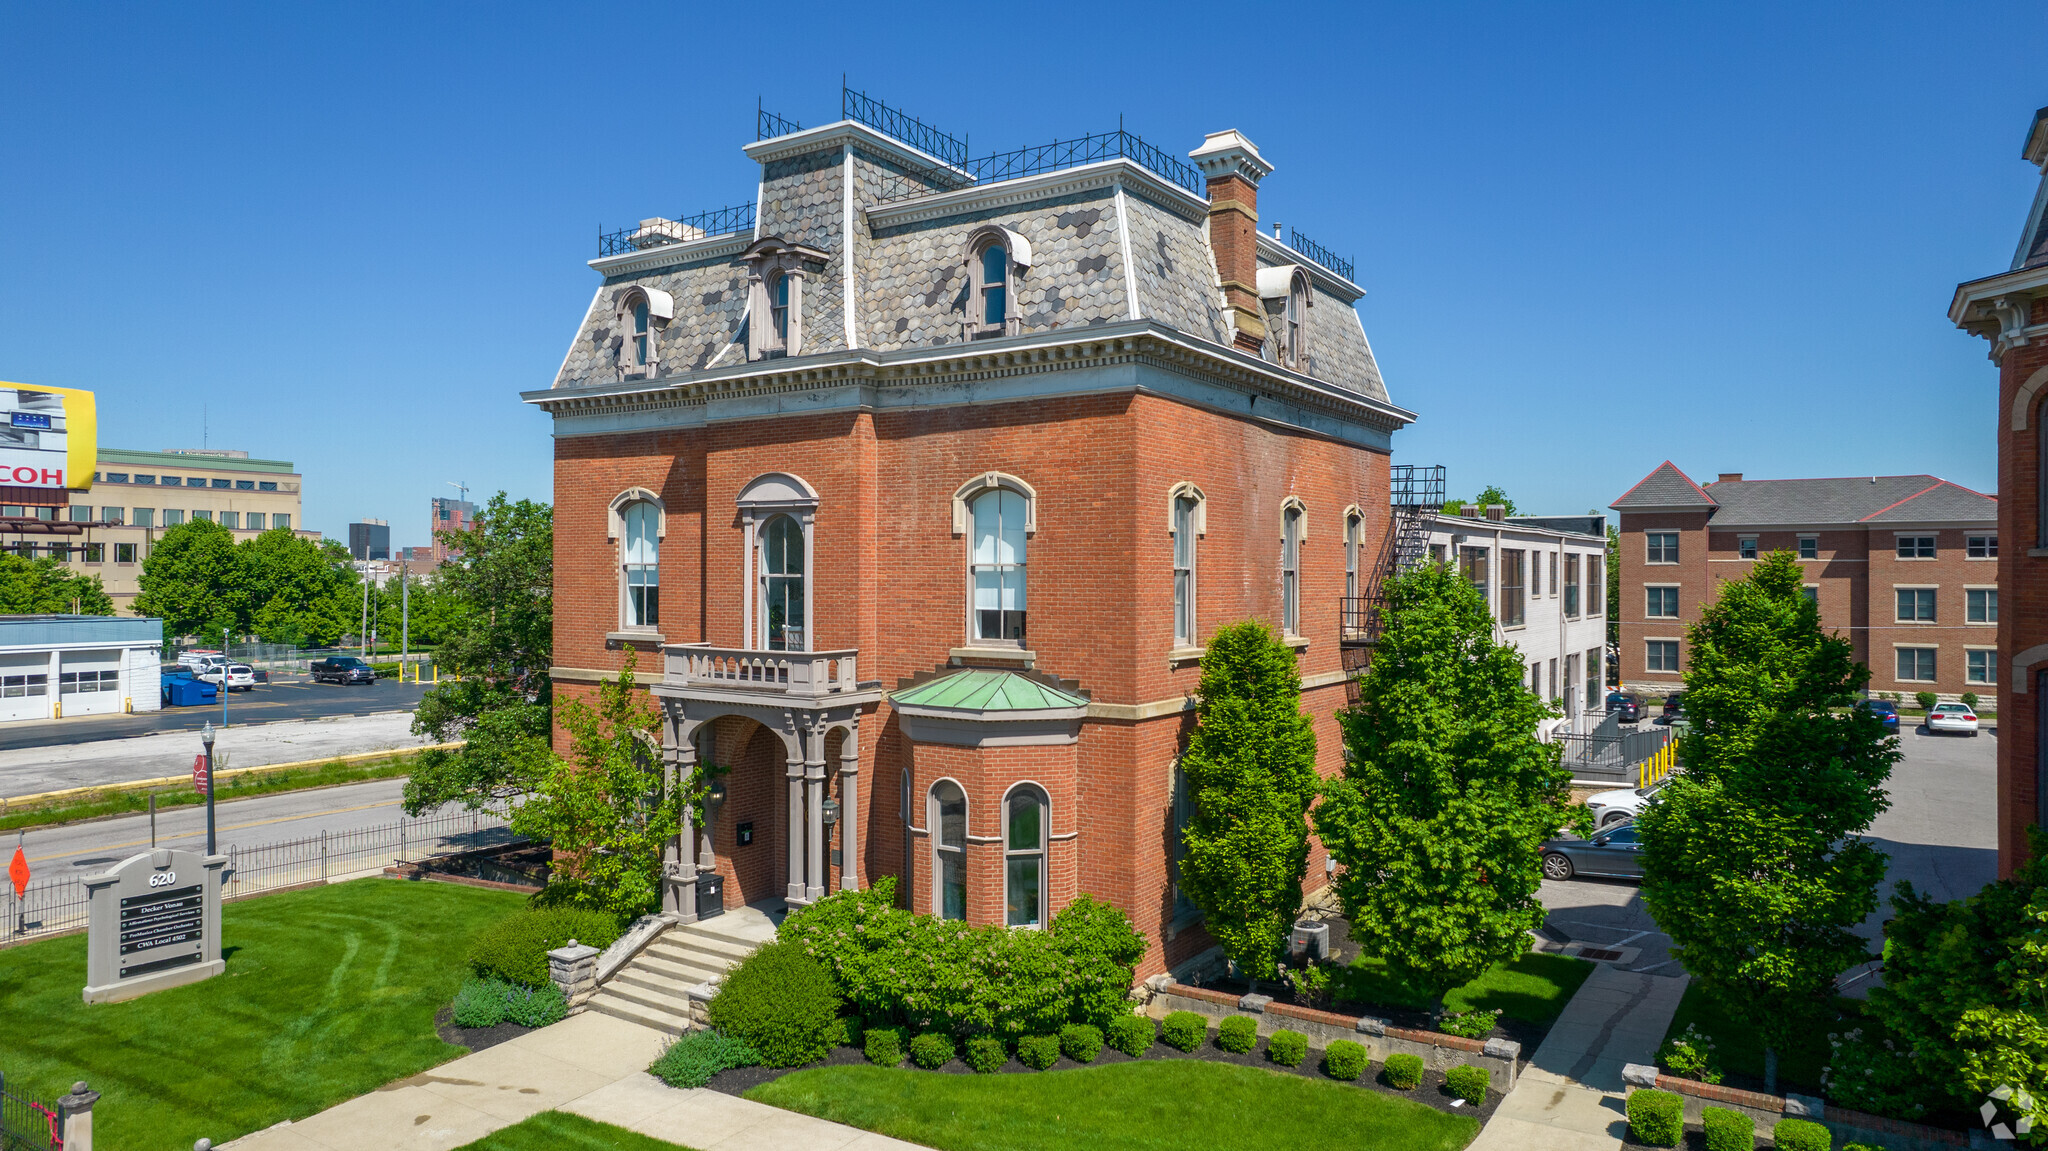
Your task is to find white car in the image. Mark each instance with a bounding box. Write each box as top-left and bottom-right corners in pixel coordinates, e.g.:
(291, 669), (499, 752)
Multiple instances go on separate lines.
(1926, 702), (1980, 736)
(1585, 775), (1674, 829)
(199, 663), (256, 692)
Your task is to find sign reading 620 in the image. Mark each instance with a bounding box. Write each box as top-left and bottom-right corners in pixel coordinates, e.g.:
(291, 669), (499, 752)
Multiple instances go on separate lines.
(148, 872), (178, 888)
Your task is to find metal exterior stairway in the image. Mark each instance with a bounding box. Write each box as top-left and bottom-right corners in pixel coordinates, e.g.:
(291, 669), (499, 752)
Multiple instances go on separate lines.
(1340, 463), (1447, 706)
(582, 904), (779, 1035)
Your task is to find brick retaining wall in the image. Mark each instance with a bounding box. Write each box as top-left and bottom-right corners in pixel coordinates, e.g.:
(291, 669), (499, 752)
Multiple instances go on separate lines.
(1623, 1066), (1969, 1150)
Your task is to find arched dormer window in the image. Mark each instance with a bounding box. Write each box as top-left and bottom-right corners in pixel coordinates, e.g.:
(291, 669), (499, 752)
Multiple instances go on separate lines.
(608, 488), (666, 632)
(1256, 265), (1312, 370)
(614, 287), (673, 380)
(743, 237), (827, 361)
(953, 473), (1037, 647)
(1004, 783), (1048, 928)
(965, 225), (1033, 340)
(1168, 482), (1207, 647)
(769, 272), (791, 350)
(736, 472), (819, 651)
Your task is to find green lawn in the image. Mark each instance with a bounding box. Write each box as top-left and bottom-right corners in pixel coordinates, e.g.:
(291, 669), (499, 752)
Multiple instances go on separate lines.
(1336, 951), (1593, 1025)
(746, 1060), (1479, 1151)
(454, 1112), (699, 1150)
(0, 878), (525, 1151)
(1659, 982), (1856, 1093)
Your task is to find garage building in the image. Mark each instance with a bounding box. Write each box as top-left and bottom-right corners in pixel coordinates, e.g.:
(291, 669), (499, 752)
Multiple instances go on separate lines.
(0, 615), (163, 722)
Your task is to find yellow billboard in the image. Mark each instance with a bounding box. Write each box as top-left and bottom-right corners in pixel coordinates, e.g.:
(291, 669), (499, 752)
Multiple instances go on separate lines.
(0, 382), (95, 491)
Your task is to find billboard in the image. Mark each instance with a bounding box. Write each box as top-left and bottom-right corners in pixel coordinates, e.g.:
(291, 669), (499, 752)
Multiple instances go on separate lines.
(0, 382), (95, 491)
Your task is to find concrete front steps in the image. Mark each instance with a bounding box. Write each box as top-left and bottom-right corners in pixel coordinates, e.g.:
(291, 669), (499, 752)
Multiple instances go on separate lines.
(583, 903), (780, 1035)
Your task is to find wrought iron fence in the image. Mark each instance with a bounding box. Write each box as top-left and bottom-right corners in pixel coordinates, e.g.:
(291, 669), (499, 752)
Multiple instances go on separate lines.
(871, 127), (1208, 206)
(842, 85), (967, 165)
(0, 1074), (61, 1150)
(598, 202), (757, 258)
(756, 102), (803, 141)
(1286, 228), (1355, 283)
(2, 805), (512, 945)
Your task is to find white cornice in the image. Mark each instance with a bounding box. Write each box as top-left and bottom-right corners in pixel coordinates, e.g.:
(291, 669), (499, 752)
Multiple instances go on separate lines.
(588, 234), (751, 278)
(1255, 233), (1363, 301)
(865, 159), (1207, 230)
(744, 119), (967, 177)
(1951, 263), (2048, 325)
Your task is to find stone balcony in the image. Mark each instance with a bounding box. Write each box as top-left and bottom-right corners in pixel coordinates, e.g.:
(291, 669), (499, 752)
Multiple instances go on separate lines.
(661, 643), (876, 704)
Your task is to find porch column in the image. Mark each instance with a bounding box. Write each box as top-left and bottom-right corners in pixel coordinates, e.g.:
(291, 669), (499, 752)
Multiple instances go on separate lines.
(805, 737), (827, 901)
(664, 739), (698, 923)
(837, 726), (860, 891)
(786, 748), (808, 902)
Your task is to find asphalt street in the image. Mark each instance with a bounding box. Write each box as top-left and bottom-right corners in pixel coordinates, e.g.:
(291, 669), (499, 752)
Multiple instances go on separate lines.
(0, 710), (435, 797)
(1538, 720), (1997, 985)
(0, 677), (431, 752)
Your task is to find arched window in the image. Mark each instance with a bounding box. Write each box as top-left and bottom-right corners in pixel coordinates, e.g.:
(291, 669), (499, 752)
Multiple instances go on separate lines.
(1004, 784), (1048, 928)
(1285, 279), (1307, 369)
(621, 501), (660, 629)
(899, 769), (914, 909)
(930, 780), (967, 920)
(1173, 493), (1199, 645)
(2038, 396), (2048, 547)
(760, 514), (805, 651)
(971, 487), (1028, 644)
(1345, 510), (1362, 600)
(979, 243), (1008, 328)
(1281, 501), (1305, 635)
(769, 272), (791, 352)
(632, 298), (651, 368)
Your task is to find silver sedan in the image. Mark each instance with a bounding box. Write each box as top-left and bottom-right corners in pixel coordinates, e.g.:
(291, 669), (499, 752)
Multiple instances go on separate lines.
(1540, 822), (1644, 881)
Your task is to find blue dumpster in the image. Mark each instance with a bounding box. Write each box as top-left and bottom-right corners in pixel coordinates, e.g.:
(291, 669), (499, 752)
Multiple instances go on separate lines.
(161, 673), (218, 707)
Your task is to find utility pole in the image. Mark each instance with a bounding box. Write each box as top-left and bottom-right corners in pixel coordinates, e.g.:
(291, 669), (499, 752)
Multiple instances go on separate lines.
(400, 565), (409, 680)
(221, 624), (229, 730)
(359, 564), (370, 659)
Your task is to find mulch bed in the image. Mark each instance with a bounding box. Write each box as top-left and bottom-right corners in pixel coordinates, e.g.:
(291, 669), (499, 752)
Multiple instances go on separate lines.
(701, 1031), (1502, 1125)
(435, 1004), (533, 1053)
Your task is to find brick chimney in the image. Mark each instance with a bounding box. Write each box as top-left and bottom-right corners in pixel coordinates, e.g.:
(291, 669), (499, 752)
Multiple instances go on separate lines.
(1190, 130), (1274, 354)
(1461, 504), (1481, 519)
(1485, 505), (1506, 522)
(1717, 473), (1743, 483)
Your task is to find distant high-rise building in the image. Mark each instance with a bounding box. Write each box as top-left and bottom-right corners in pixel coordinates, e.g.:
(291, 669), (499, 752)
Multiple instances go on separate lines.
(430, 497), (475, 563)
(349, 519), (391, 561)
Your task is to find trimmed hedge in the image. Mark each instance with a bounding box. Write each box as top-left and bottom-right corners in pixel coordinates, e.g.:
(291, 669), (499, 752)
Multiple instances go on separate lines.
(1702, 1106), (1753, 1151)
(825, 1014), (864, 1049)
(964, 1035), (1008, 1073)
(1445, 1064), (1489, 1105)
(451, 977), (568, 1029)
(705, 941), (843, 1068)
(1217, 1015), (1258, 1054)
(1106, 1014), (1155, 1057)
(1772, 1117), (1830, 1151)
(1059, 1023), (1103, 1063)
(1266, 1029), (1307, 1068)
(1161, 1011), (1207, 1052)
(865, 1026), (906, 1067)
(466, 907), (621, 988)
(1325, 1039), (1369, 1081)
(1627, 1089), (1684, 1147)
(1382, 1052), (1424, 1090)
(648, 1029), (762, 1088)
(910, 1031), (954, 1070)
(1017, 1033), (1061, 1070)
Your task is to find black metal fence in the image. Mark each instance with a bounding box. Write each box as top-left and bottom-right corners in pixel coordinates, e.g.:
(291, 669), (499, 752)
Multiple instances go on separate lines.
(756, 103), (803, 141)
(1286, 228), (1355, 283)
(842, 86), (966, 165)
(870, 127), (1208, 206)
(598, 202), (757, 258)
(0, 1075), (60, 1151)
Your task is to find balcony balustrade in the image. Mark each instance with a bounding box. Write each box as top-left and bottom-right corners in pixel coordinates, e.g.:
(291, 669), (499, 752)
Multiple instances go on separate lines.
(664, 643), (861, 699)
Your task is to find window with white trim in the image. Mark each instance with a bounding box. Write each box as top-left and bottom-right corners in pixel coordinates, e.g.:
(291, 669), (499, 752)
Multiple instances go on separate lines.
(1897, 536), (1936, 559)
(1799, 536), (1818, 559)
(1895, 587), (1935, 623)
(1004, 784), (1048, 928)
(1968, 535), (1998, 558)
(1896, 647), (1936, 683)
(1968, 649), (1996, 685)
(1499, 549), (1526, 626)
(1738, 536), (1757, 559)
(971, 488), (1028, 644)
(930, 780), (967, 920)
(1344, 511), (1362, 601)
(1646, 532), (1678, 564)
(766, 272), (790, 356)
(1589, 556), (1604, 615)
(1646, 640), (1679, 672)
(621, 501), (660, 629)
(1968, 588), (1998, 624)
(1281, 502), (1304, 634)
(631, 296), (652, 369)
(1173, 494), (1199, 645)
(1564, 553), (1581, 617)
(1283, 278), (1307, 370)
(760, 514), (805, 650)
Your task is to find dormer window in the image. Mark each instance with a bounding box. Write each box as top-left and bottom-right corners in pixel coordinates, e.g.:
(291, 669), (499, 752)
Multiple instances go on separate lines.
(1256, 265), (1312, 370)
(742, 236), (828, 362)
(613, 287), (672, 380)
(964, 225), (1033, 340)
(980, 244), (1008, 327)
(769, 273), (791, 351)
(632, 299), (651, 367)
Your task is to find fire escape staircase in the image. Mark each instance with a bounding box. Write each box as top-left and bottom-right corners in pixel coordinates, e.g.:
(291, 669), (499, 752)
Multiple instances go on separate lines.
(1340, 464), (1446, 708)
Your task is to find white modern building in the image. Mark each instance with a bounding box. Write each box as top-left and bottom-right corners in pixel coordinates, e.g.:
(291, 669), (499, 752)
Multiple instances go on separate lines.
(1425, 508), (1610, 723)
(0, 615), (164, 723)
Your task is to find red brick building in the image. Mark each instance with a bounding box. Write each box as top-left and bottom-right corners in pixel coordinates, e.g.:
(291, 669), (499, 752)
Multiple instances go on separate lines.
(1611, 462), (1996, 701)
(525, 110), (1412, 978)
(1951, 104), (2048, 874)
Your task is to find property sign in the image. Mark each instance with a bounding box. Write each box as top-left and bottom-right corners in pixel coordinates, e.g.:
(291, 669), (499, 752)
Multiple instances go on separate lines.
(0, 382), (94, 491)
(83, 847), (225, 1003)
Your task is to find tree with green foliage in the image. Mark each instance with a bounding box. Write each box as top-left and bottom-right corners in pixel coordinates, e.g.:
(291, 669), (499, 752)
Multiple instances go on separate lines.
(0, 552), (113, 615)
(1637, 551), (1896, 1091)
(1176, 620), (1319, 982)
(404, 494), (554, 815)
(1314, 562), (1572, 1009)
(511, 655), (676, 920)
(241, 528), (356, 647)
(1442, 484), (1517, 517)
(133, 519), (244, 639)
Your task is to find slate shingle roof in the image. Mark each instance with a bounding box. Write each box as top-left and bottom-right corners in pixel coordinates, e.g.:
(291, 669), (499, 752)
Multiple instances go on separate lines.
(1610, 461), (1716, 509)
(1703, 476), (1996, 527)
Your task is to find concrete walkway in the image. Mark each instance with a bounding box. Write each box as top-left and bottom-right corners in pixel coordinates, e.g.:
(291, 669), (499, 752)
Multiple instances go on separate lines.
(220, 1010), (922, 1151)
(1466, 965), (1690, 1151)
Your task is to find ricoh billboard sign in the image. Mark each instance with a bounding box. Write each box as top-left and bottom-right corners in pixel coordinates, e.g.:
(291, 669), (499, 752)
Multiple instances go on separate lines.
(0, 381), (95, 491)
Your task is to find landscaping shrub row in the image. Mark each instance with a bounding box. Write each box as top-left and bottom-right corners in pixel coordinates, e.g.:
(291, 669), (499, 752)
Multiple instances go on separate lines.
(1627, 1089), (1838, 1149)
(466, 907), (621, 988)
(450, 976), (568, 1029)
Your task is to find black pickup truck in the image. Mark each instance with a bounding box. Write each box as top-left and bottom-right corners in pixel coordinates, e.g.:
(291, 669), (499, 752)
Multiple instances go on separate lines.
(310, 655), (378, 685)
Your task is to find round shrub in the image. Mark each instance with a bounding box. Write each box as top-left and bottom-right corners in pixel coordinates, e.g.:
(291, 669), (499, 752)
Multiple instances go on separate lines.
(865, 1026), (905, 1066)
(1217, 1015), (1258, 1054)
(910, 1031), (955, 1070)
(1017, 1033), (1061, 1070)
(649, 1029), (762, 1089)
(1161, 1011), (1207, 1052)
(965, 1035), (1008, 1073)
(505, 981), (568, 1028)
(1106, 1014), (1155, 1057)
(1444, 1064), (1489, 1105)
(1702, 1106), (1754, 1151)
(1627, 1088), (1684, 1147)
(1059, 1023), (1103, 1063)
(705, 941), (843, 1068)
(467, 907), (621, 988)
(1772, 1117), (1831, 1151)
(1382, 1052), (1424, 1090)
(1266, 1029), (1308, 1068)
(1324, 1039), (1369, 1081)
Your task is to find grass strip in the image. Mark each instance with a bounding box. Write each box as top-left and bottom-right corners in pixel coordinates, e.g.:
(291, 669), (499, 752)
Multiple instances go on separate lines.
(1336, 950), (1593, 1025)
(0, 878), (525, 1151)
(1657, 981), (1857, 1094)
(0, 752), (423, 834)
(453, 1111), (702, 1150)
(745, 1060), (1478, 1151)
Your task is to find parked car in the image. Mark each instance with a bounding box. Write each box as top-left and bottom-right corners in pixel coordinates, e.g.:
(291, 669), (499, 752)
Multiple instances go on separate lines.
(1540, 822), (1644, 882)
(1659, 693), (1685, 723)
(311, 655), (377, 685)
(1584, 775), (1672, 829)
(1926, 702), (1981, 737)
(1853, 698), (1901, 733)
(1605, 692), (1644, 722)
(177, 651), (225, 673)
(198, 663), (256, 692)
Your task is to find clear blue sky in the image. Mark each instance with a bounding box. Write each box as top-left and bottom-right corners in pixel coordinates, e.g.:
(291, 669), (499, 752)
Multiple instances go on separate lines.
(1, 3), (2039, 542)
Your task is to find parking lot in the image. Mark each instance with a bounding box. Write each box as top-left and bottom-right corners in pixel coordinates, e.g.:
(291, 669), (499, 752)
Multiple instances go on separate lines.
(1538, 720), (1997, 986)
(0, 675), (432, 753)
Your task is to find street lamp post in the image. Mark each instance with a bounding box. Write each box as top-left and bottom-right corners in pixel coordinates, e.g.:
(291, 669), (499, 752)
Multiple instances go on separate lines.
(200, 720), (217, 856)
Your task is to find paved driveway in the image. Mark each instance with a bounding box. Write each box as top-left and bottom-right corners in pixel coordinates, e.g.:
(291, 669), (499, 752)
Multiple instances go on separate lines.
(1537, 722), (1997, 986)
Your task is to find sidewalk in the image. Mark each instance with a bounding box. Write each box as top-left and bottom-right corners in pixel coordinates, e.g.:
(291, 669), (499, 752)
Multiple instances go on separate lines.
(220, 1010), (921, 1151)
(1466, 965), (1690, 1151)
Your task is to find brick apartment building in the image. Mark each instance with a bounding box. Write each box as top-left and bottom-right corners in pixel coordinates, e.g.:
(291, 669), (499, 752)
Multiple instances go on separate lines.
(429, 496), (474, 564)
(525, 102), (1412, 978)
(1951, 102), (2048, 874)
(1611, 461), (1996, 701)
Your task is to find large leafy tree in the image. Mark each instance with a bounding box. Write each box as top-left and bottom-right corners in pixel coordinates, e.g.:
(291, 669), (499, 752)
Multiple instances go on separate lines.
(1315, 562), (1572, 1007)
(403, 494), (554, 815)
(1177, 620), (1320, 982)
(0, 553), (113, 615)
(1637, 551), (1896, 1090)
(241, 528), (356, 647)
(133, 519), (243, 639)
